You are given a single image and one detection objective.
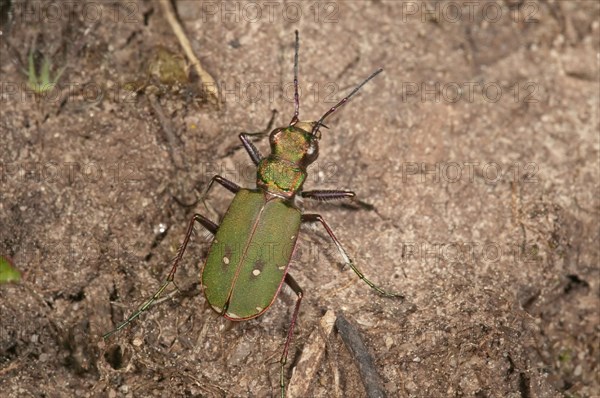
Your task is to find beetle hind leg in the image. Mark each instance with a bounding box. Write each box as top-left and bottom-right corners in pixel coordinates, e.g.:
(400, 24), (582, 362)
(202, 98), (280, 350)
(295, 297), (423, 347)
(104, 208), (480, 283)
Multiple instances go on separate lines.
(279, 273), (304, 398)
(103, 213), (218, 339)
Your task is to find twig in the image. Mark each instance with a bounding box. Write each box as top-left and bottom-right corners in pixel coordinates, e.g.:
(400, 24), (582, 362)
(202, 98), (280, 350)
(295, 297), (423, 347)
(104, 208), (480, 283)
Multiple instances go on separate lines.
(287, 310), (336, 397)
(159, 0), (219, 104)
(147, 94), (186, 169)
(335, 312), (387, 398)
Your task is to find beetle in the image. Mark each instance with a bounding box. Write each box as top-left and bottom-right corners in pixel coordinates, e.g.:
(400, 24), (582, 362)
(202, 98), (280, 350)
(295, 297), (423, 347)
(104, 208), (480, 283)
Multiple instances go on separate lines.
(104, 31), (403, 397)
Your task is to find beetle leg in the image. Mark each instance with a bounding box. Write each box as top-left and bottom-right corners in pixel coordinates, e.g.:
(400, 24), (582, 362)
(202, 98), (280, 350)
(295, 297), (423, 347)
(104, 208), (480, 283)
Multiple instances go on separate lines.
(199, 175), (240, 215)
(301, 214), (403, 299)
(103, 213), (218, 339)
(239, 133), (263, 165)
(202, 175), (240, 196)
(301, 190), (355, 201)
(239, 109), (278, 165)
(280, 273), (304, 398)
(302, 190), (375, 211)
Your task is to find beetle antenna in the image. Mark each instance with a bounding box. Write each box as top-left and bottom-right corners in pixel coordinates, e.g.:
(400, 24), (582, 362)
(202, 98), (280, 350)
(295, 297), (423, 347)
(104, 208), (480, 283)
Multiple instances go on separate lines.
(290, 30), (300, 126)
(311, 68), (383, 136)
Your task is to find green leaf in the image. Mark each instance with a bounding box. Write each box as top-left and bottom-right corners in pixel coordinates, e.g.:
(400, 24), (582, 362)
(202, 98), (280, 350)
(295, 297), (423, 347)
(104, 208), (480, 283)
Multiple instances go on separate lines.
(0, 255), (21, 283)
(25, 47), (64, 94)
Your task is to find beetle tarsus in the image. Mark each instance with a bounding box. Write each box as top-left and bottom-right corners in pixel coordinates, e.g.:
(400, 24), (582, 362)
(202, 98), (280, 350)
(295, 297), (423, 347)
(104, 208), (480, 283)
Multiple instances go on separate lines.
(302, 213), (403, 299)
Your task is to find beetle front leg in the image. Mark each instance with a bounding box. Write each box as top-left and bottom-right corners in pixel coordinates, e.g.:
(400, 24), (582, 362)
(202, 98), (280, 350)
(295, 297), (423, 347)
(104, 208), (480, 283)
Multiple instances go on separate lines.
(301, 214), (403, 298)
(280, 273), (304, 398)
(103, 213), (218, 338)
(239, 109), (278, 165)
(239, 133), (263, 165)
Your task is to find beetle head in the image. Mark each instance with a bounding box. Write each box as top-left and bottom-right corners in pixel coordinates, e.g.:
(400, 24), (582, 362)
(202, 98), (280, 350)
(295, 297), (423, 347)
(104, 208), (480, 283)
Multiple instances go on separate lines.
(268, 122), (319, 167)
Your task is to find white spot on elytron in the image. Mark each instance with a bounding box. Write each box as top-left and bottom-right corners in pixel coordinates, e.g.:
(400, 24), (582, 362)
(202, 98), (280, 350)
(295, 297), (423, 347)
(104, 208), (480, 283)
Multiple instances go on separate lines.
(223, 256), (230, 265)
(255, 306), (263, 312)
(278, 266), (285, 271)
(227, 312), (242, 319)
(290, 235), (295, 240)
(252, 269), (261, 276)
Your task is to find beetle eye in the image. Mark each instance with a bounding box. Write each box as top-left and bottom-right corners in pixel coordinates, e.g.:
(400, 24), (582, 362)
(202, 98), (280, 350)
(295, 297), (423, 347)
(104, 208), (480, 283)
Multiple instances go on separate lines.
(269, 128), (283, 144)
(305, 141), (319, 163)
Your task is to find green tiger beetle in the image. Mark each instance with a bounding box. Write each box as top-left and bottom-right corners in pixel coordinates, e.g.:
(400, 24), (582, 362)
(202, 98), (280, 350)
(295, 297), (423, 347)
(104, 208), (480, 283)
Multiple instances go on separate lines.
(104, 31), (403, 397)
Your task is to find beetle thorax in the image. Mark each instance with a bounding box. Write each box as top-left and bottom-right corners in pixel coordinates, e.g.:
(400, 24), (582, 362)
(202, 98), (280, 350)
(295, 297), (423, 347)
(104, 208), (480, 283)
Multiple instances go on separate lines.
(256, 123), (320, 198)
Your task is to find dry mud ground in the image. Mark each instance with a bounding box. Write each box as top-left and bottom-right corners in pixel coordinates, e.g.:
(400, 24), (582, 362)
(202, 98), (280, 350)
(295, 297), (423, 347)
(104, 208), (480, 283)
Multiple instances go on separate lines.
(1, 1), (599, 397)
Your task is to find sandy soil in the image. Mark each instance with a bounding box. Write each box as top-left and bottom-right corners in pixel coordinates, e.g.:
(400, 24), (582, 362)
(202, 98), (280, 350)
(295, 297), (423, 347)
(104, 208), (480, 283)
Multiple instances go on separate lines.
(1, 1), (598, 397)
